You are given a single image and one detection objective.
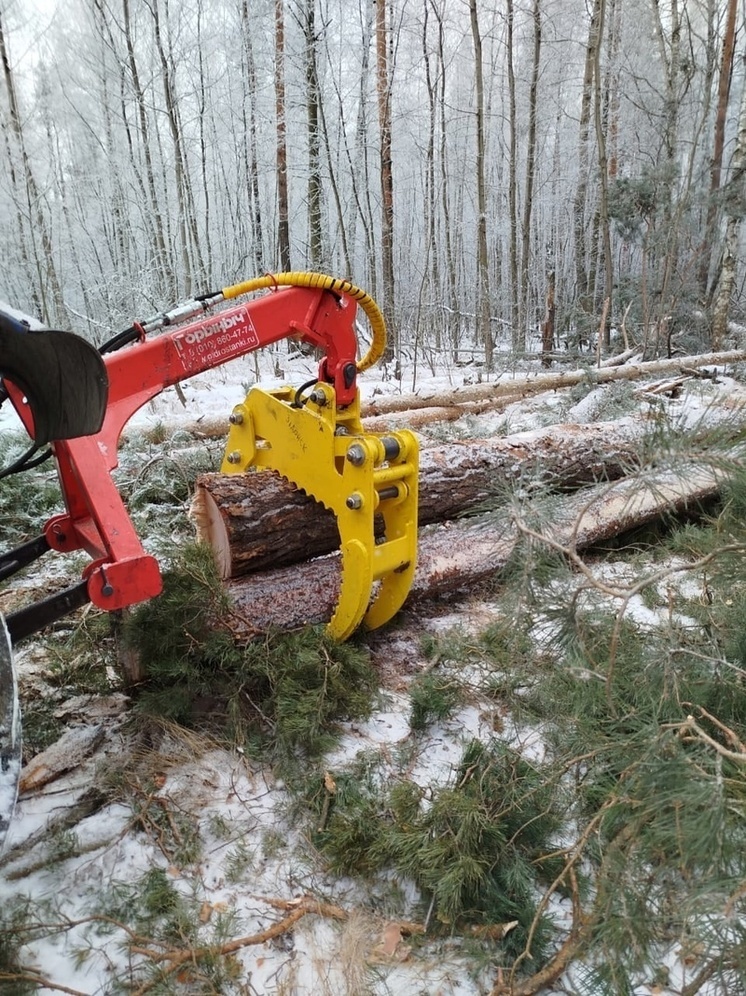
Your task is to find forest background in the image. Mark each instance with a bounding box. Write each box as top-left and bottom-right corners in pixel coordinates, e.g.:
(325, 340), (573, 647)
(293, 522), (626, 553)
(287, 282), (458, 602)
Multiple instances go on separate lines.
(0, 0), (744, 366)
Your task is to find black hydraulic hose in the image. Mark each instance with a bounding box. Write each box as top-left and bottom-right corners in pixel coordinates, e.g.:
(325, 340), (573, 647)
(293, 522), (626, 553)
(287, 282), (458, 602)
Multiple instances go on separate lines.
(98, 326), (140, 355)
(0, 442), (40, 481)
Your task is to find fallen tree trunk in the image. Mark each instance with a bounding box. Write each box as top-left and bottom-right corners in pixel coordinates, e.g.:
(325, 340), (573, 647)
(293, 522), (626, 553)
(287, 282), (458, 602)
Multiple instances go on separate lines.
(223, 464), (728, 641)
(193, 419), (648, 577)
(363, 350), (746, 416)
(132, 350), (746, 442)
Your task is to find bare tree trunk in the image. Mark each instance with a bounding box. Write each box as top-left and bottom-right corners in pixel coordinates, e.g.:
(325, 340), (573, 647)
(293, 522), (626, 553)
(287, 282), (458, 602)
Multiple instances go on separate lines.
(699, 0), (738, 300)
(195, 2), (214, 287)
(573, 0), (600, 327)
(121, 0), (174, 302)
(469, 0), (492, 370)
(593, 0), (613, 349)
(506, 0), (520, 351)
(376, 0), (396, 360)
(304, 0), (323, 268)
(520, 0), (542, 352)
(649, 0), (692, 328)
(240, 0), (265, 274)
(712, 66), (746, 348)
(422, 0), (438, 347)
(274, 0), (291, 271)
(542, 263), (556, 367)
(150, 0), (203, 296)
(318, 89), (351, 274)
(430, 0), (459, 357)
(0, 11), (66, 326)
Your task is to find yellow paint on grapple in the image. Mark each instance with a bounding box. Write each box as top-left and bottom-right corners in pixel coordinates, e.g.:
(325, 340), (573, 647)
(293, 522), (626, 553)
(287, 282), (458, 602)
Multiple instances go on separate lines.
(221, 383), (418, 640)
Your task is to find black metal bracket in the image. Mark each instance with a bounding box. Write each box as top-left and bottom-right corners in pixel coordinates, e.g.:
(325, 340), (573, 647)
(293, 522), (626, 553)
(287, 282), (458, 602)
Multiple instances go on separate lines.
(0, 534), (50, 583)
(5, 581), (90, 645)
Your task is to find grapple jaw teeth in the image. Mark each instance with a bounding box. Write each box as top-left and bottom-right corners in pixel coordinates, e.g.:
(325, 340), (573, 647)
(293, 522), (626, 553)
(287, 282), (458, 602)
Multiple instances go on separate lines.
(222, 383), (419, 640)
(0, 616), (21, 853)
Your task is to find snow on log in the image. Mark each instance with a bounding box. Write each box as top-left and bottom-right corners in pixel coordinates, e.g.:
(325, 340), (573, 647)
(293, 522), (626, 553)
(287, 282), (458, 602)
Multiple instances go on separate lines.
(132, 351), (746, 443)
(192, 419), (647, 578)
(362, 350), (746, 416)
(222, 464), (727, 641)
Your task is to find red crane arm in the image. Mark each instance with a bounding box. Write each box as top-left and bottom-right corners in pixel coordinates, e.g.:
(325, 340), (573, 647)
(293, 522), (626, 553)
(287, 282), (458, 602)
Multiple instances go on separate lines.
(4, 285), (359, 618)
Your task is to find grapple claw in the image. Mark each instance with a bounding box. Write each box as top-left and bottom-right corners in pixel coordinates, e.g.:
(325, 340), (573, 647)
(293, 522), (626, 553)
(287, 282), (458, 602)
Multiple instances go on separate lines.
(222, 383), (419, 639)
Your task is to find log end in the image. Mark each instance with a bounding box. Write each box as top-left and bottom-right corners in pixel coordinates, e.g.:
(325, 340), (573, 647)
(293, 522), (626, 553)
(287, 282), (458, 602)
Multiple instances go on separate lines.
(191, 484), (231, 580)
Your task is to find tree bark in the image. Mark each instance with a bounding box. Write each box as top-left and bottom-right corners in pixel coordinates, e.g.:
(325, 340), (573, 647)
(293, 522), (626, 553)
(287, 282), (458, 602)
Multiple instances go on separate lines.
(361, 349), (746, 416)
(274, 0), (291, 271)
(573, 0), (600, 322)
(193, 419), (659, 578)
(506, 0), (520, 351)
(469, 0), (492, 370)
(520, 0), (542, 348)
(593, 0), (612, 347)
(304, 0), (323, 269)
(712, 52), (746, 349)
(0, 11), (67, 326)
(376, 0), (396, 359)
(541, 264), (556, 367)
(141, 349), (746, 445)
(221, 464), (727, 640)
(699, 0), (737, 297)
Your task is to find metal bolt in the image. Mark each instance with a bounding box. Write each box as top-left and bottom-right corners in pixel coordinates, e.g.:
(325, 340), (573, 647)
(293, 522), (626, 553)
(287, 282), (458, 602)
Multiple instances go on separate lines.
(346, 493), (363, 510)
(346, 443), (366, 466)
(227, 451), (242, 464)
(310, 390), (327, 406)
(229, 411), (244, 425)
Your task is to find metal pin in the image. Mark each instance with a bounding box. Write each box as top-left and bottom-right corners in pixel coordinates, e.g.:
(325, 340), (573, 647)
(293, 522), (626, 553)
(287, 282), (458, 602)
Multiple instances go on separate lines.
(346, 444), (366, 466)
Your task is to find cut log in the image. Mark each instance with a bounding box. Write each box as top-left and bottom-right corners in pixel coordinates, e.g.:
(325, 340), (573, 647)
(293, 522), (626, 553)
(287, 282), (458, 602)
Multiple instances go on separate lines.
(193, 419), (648, 578)
(18, 725), (105, 795)
(222, 464), (727, 641)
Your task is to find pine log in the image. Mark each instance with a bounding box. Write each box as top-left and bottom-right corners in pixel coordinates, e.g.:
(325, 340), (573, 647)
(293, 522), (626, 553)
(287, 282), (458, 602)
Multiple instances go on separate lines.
(192, 419), (648, 578)
(223, 464), (727, 641)
(362, 350), (746, 416)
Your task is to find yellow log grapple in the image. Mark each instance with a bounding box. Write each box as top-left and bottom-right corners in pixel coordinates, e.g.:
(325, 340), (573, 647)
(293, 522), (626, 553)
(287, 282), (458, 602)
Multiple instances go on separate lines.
(223, 380), (418, 639)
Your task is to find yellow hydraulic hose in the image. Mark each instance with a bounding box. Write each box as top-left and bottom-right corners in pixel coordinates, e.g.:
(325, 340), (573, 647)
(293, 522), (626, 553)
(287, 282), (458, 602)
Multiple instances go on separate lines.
(221, 272), (386, 373)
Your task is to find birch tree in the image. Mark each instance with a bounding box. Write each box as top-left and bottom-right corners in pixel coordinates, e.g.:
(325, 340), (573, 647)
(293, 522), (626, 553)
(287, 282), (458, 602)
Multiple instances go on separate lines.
(0, 8), (66, 325)
(712, 63), (746, 348)
(699, 0), (738, 299)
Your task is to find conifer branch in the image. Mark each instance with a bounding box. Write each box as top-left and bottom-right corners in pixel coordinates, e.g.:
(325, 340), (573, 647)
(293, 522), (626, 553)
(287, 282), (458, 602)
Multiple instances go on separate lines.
(128, 895), (423, 995)
(678, 715), (746, 762)
(0, 973), (88, 996)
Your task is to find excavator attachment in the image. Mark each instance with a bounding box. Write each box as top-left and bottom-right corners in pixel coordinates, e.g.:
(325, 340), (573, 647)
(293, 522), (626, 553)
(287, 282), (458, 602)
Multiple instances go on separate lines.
(0, 274), (419, 842)
(222, 382), (419, 639)
(0, 311), (108, 445)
